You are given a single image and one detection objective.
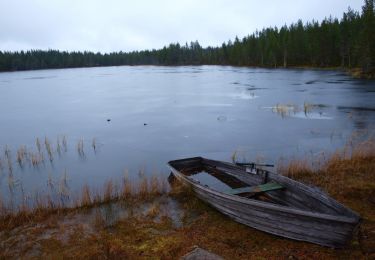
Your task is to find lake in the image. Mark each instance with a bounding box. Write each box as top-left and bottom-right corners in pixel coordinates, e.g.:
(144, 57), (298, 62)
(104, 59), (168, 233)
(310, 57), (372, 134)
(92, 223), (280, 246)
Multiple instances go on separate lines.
(0, 65), (374, 202)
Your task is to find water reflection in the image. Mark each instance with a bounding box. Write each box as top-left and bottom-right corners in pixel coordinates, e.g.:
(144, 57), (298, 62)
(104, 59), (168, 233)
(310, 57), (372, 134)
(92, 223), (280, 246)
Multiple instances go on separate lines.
(267, 103), (332, 120)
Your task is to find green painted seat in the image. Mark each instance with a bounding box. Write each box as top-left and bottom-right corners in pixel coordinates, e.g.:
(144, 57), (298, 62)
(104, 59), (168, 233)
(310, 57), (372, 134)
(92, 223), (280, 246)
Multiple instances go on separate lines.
(226, 182), (284, 195)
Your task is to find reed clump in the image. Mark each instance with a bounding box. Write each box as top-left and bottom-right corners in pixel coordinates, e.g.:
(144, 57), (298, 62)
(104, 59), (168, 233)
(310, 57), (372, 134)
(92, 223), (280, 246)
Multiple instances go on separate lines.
(16, 146), (27, 166)
(278, 137), (375, 213)
(92, 138), (97, 152)
(81, 185), (92, 207)
(30, 151), (44, 166)
(62, 135), (67, 152)
(77, 138), (84, 157)
(45, 137), (53, 162)
(273, 103), (298, 117)
(0, 172), (169, 230)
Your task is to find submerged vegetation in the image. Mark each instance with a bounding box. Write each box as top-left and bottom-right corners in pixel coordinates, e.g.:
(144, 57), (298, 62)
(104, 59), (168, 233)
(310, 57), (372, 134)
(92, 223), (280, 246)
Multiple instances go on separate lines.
(0, 1), (374, 76)
(0, 136), (374, 258)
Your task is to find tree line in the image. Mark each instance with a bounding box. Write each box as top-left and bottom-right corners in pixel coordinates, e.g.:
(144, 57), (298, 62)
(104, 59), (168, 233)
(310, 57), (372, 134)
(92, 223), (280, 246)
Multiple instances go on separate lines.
(0, 0), (374, 74)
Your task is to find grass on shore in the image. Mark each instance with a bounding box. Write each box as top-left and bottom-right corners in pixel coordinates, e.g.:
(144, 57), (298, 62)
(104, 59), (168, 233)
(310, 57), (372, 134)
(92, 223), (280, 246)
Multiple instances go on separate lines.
(0, 138), (375, 259)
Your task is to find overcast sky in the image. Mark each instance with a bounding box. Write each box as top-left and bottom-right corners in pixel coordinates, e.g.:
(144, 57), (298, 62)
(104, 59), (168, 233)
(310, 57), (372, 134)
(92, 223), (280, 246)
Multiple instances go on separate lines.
(0, 0), (364, 53)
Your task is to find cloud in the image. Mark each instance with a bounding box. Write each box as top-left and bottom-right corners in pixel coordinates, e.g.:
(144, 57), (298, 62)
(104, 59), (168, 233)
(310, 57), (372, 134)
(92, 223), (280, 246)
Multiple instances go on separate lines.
(0, 0), (364, 52)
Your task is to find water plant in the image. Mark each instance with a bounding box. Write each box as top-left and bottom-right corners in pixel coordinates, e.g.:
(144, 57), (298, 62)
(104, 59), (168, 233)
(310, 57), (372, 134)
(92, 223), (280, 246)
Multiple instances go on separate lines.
(62, 135), (67, 152)
(231, 150), (237, 163)
(81, 185), (91, 207)
(77, 138), (84, 157)
(30, 151), (44, 166)
(16, 145), (27, 167)
(44, 137), (53, 162)
(121, 171), (132, 199)
(56, 137), (62, 156)
(36, 138), (41, 153)
(92, 138), (96, 152)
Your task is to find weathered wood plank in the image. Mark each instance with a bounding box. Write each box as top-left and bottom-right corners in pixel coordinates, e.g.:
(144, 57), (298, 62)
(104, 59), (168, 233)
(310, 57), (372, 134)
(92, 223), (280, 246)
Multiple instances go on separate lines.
(226, 182), (284, 195)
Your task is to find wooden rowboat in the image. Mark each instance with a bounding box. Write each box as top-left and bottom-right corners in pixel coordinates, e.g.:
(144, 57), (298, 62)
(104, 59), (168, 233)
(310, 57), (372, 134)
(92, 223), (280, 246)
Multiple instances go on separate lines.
(168, 157), (361, 248)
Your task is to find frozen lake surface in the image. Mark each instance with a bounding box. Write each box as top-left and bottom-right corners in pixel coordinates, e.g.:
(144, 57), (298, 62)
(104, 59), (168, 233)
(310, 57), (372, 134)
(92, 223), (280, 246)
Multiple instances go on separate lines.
(0, 65), (374, 201)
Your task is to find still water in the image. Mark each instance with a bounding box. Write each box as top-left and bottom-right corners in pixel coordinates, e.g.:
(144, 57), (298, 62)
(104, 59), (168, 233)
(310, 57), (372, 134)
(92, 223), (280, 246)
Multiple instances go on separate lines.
(0, 66), (374, 199)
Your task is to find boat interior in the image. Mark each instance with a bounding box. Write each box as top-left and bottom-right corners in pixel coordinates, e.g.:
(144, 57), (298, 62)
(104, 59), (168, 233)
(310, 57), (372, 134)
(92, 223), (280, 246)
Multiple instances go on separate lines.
(169, 157), (358, 217)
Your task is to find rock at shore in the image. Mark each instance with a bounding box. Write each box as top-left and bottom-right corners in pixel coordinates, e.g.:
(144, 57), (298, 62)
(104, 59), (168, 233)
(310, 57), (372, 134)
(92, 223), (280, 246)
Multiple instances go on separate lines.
(181, 246), (223, 260)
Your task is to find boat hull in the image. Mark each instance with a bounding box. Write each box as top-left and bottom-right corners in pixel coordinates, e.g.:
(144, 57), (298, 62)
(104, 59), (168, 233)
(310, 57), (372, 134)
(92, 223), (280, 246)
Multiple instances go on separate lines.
(168, 158), (361, 248)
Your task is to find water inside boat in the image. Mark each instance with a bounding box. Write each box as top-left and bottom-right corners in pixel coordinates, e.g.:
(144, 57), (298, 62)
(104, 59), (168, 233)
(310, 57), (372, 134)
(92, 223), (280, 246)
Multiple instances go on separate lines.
(182, 165), (284, 205)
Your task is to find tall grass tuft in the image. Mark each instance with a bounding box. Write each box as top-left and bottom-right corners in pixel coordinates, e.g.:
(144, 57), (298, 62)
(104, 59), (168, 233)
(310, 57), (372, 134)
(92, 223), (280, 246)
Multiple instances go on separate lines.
(30, 151), (44, 166)
(45, 137), (53, 162)
(81, 185), (92, 207)
(231, 150), (237, 163)
(92, 138), (97, 152)
(121, 171), (132, 199)
(77, 139), (84, 157)
(138, 176), (149, 199)
(7, 156), (12, 174)
(56, 137), (62, 156)
(4, 145), (11, 158)
(62, 135), (67, 152)
(16, 146), (27, 167)
(103, 180), (115, 202)
(150, 175), (162, 196)
(36, 138), (41, 153)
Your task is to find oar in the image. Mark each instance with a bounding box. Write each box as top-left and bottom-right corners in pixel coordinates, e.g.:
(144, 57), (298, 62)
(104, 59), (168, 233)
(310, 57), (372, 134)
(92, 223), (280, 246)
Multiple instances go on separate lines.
(235, 162), (274, 167)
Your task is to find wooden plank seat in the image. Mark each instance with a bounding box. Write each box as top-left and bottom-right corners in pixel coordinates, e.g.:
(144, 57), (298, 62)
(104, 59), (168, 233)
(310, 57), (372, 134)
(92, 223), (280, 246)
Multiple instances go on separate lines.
(226, 182), (284, 195)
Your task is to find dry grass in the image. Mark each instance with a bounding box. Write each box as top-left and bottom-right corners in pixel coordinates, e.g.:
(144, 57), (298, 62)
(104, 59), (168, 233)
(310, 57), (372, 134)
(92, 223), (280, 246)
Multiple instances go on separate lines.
(0, 136), (374, 259)
(81, 185), (92, 207)
(45, 137), (53, 162)
(0, 171), (168, 230)
(77, 138), (84, 156)
(277, 138), (375, 257)
(16, 146), (27, 166)
(92, 138), (97, 152)
(121, 171), (132, 199)
(273, 103), (298, 117)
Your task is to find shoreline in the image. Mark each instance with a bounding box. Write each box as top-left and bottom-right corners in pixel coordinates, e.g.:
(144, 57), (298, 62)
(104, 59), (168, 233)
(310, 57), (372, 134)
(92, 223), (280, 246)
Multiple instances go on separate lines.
(0, 64), (374, 79)
(1, 138), (374, 258)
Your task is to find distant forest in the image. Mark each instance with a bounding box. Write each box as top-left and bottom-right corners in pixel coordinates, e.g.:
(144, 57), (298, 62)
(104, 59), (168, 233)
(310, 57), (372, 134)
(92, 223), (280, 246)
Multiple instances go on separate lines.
(0, 0), (374, 73)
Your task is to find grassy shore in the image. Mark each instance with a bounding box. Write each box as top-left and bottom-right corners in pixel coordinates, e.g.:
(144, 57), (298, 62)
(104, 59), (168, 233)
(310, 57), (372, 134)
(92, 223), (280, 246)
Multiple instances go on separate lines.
(0, 139), (374, 259)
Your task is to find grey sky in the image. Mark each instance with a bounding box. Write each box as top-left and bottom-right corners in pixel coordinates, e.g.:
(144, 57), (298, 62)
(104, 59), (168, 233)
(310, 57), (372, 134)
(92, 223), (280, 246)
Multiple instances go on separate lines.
(0, 0), (364, 53)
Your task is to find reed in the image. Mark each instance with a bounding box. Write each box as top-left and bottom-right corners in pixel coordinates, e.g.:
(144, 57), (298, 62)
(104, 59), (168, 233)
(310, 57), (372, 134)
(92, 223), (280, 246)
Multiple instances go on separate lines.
(278, 137), (375, 193)
(30, 151), (44, 166)
(231, 150), (237, 163)
(36, 138), (41, 153)
(121, 171), (132, 199)
(7, 172), (16, 192)
(56, 137), (61, 156)
(150, 175), (162, 196)
(7, 157), (12, 174)
(138, 176), (149, 199)
(47, 172), (54, 190)
(62, 135), (67, 152)
(77, 139), (84, 156)
(45, 137), (53, 162)
(81, 185), (92, 207)
(16, 145), (27, 166)
(92, 138), (96, 152)
(4, 145), (11, 159)
(273, 103), (299, 118)
(103, 180), (115, 202)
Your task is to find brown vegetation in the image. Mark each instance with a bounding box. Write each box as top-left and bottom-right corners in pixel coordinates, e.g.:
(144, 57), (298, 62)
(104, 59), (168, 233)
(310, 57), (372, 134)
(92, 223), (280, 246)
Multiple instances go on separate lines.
(0, 137), (374, 259)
